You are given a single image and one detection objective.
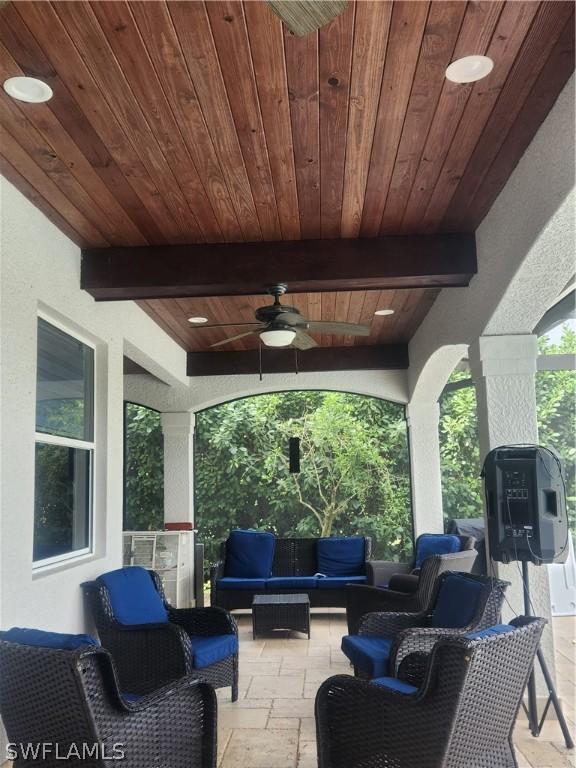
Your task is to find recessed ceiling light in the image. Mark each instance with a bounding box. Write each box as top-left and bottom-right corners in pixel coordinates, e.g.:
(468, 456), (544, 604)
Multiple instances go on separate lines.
(3, 76), (53, 103)
(187, 316), (208, 324)
(374, 309), (395, 316)
(445, 55), (494, 84)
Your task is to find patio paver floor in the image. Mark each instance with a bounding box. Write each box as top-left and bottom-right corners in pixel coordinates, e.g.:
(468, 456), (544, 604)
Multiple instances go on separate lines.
(216, 612), (575, 768)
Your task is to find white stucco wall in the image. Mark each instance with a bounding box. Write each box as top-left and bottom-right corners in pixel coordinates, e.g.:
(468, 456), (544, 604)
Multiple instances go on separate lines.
(0, 177), (186, 634)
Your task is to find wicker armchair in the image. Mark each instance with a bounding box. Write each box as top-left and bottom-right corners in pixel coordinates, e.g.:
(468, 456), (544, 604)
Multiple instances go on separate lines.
(0, 637), (217, 768)
(316, 616), (545, 768)
(82, 568), (238, 700)
(347, 534), (477, 634)
(342, 572), (509, 679)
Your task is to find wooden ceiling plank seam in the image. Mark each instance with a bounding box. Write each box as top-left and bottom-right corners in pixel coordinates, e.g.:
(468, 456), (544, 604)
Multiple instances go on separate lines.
(353, 289), (383, 346)
(167, 1), (262, 241)
(128, 1), (244, 243)
(0, 125), (109, 247)
(330, 289), (352, 346)
(0, 2), (167, 244)
(243, 0), (301, 241)
(0, 41), (148, 246)
(52, 1), (208, 244)
(419, 0), (542, 232)
(379, 0), (469, 234)
(320, 290), (336, 347)
(340, 0), (393, 238)
(14, 1), (186, 243)
(369, 288), (400, 343)
(137, 299), (191, 350)
(172, 298), (223, 351)
(283, 25), (321, 239)
(399, 1), (505, 232)
(204, 1), (282, 241)
(90, 0), (232, 243)
(463, 9), (575, 231)
(0, 153), (88, 247)
(342, 288), (365, 346)
(318, 0), (355, 239)
(359, 1), (431, 238)
(439, 0), (573, 229)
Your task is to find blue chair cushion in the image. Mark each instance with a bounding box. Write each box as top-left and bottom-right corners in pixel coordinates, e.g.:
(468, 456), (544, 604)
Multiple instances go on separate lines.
(225, 529), (276, 579)
(317, 537), (365, 577)
(371, 677), (418, 694)
(465, 624), (514, 640)
(341, 635), (393, 678)
(415, 534), (461, 569)
(191, 634), (239, 669)
(217, 577), (267, 591)
(266, 577), (319, 590)
(317, 575), (367, 590)
(1, 628), (98, 650)
(431, 574), (484, 628)
(122, 693), (141, 703)
(98, 567), (168, 626)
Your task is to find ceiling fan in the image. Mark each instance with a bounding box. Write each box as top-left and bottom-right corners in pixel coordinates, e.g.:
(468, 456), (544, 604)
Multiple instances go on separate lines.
(266, 1), (347, 37)
(191, 284), (370, 350)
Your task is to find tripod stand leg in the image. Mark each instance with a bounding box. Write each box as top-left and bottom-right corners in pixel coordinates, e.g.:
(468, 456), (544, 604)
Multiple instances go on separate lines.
(535, 648), (575, 749)
(526, 667), (539, 736)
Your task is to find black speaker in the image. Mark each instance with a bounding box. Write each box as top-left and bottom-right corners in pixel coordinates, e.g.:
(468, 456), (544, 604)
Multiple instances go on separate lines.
(482, 445), (569, 565)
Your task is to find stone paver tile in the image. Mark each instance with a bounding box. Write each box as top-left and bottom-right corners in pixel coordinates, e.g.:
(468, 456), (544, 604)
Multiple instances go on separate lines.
(220, 697), (273, 710)
(303, 683), (318, 699)
(217, 728), (232, 765)
(298, 741), (317, 760)
(220, 729), (298, 768)
(305, 667), (336, 684)
(240, 660), (281, 676)
(271, 698), (315, 717)
(299, 717), (316, 741)
(267, 717), (300, 729)
(514, 740), (574, 767)
(282, 655), (328, 669)
(247, 674), (304, 699)
(218, 707), (270, 730)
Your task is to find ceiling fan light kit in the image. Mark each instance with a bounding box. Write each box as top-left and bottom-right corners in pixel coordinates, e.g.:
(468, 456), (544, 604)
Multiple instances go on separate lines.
(260, 328), (297, 348)
(267, 0), (348, 36)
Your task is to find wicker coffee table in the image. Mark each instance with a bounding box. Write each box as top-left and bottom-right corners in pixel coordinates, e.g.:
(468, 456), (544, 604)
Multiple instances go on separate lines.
(252, 594), (311, 639)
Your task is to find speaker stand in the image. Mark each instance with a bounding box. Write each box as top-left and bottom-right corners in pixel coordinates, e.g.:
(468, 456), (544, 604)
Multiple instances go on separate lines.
(520, 560), (574, 748)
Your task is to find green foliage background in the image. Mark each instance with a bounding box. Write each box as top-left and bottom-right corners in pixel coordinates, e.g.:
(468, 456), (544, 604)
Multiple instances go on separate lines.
(124, 402), (164, 531)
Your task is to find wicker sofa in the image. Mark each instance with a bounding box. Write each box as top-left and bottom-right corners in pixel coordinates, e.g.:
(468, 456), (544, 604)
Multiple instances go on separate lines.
(211, 531), (373, 610)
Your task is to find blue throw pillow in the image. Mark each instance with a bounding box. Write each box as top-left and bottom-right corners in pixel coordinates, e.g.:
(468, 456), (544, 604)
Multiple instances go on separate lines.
(431, 574), (484, 628)
(415, 534), (461, 569)
(225, 529), (276, 579)
(98, 567), (169, 626)
(317, 537), (365, 576)
(465, 624), (514, 640)
(2, 628), (98, 650)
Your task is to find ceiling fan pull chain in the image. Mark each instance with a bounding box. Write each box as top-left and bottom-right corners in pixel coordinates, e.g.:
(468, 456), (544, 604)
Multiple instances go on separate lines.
(259, 339), (263, 382)
(295, 346), (299, 375)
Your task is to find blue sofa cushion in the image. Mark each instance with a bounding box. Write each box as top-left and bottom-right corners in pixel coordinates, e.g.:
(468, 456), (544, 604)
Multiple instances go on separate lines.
(266, 577), (319, 590)
(431, 574), (484, 628)
(317, 537), (365, 577)
(225, 529), (276, 579)
(317, 575), (367, 590)
(191, 634), (239, 669)
(415, 534), (461, 569)
(98, 567), (168, 626)
(341, 635), (393, 678)
(371, 677), (418, 694)
(217, 577), (267, 591)
(2, 628), (98, 650)
(465, 624), (514, 640)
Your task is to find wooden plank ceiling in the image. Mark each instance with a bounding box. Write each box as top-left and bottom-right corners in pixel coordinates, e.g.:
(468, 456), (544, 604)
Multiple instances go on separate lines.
(0, 0), (574, 355)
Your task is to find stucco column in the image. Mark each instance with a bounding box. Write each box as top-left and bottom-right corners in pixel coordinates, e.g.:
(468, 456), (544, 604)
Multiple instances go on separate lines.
(406, 402), (444, 537)
(161, 412), (195, 525)
(469, 334), (556, 690)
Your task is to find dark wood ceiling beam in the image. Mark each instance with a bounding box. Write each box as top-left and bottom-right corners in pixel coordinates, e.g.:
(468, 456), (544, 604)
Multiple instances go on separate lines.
(186, 344), (408, 377)
(81, 233), (476, 301)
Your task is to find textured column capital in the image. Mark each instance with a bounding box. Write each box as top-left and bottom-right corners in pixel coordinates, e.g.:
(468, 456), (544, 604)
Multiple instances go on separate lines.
(469, 334), (538, 379)
(161, 411), (195, 437)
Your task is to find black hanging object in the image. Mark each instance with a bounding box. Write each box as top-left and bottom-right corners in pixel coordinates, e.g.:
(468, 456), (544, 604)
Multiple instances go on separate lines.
(289, 437), (300, 473)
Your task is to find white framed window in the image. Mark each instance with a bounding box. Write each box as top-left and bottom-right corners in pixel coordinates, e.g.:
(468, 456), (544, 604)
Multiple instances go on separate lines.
(33, 316), (95, 568)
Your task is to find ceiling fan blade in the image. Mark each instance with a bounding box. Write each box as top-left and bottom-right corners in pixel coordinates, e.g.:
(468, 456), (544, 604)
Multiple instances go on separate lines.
(292, 330), (318, 351)
(189, 323), (261, 330)
(267, 0), (347, 36)
(210, 330), (260, 348)
(306, 321), (371, 336)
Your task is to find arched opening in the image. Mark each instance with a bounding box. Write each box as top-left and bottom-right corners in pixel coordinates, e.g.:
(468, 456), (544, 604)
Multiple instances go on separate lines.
(194, 390), (414, 569)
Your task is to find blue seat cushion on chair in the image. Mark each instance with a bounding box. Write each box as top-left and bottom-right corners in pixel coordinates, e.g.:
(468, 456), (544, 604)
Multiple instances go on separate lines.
(317, 537), (365, 576)
(1, 628), (98, 650)
(98, 567), (168, 626)
(431, 574), (484, 628)
(224, 529), (276, 579)
(191, 634), (239, 669)
(415, 534), (461, 569)
(371, 677), (418, 694)
(465, 624), (514, 640)
(265, 577), (318, 590)
(217, 577), (267, 591)
(317, 575), (367, 590)
(341, 635), (393, 678)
